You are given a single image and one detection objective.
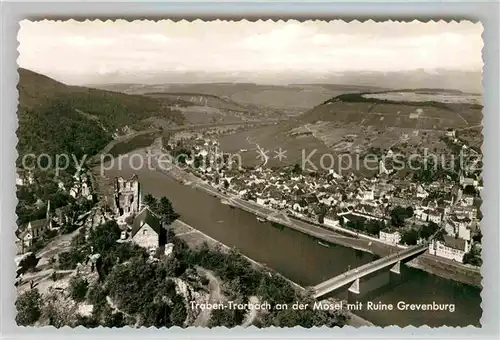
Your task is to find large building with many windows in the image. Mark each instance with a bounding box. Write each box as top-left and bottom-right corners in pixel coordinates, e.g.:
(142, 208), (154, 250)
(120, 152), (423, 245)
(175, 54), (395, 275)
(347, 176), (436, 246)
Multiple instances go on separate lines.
(428, 235), (470, 262)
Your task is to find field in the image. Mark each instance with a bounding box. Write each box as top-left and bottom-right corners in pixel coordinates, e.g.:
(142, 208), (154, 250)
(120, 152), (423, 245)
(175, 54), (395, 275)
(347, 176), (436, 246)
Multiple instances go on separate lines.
(217, 90), (483, 176)
(363, 92), (483, 105)
(303, 100), (482, 130)
(218, 123), (362, 175)
(144, 92), (249, 112)
(456, 127), (484, 149)
(107, 131), (161, 157)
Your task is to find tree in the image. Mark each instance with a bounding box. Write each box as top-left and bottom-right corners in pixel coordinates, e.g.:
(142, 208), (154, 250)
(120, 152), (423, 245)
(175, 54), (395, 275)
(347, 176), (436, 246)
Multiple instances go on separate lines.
(419, 221), (439, 240)
(463, 251), (482, 266)
(87, 283), (106, 303)
(292, 163), (302, 174)
(390, 206), (412, 227)
(16, 253), (39, 277)
(75, 315), (99, 328)
(170, 294), (187, 326)
(208, 306), (244, 328)
(15, 289), (43, 326)
(463, 245), (482, 266)
(472, 230), (482, 243)
(143, 194), (157, 209)
(69, 277), (89, 302)
(70, 228), (87, 248)
(256, 274), (296, 308)
(157, 197), (180, 225)
(317, 204), (328, 224)
(103, 311), (126, 327)
(88, 220), (121, 254)
(58, 248), (85, 270)
(51, 271), (58, 281)
(463, 185), (477, 196)
(104, 256), (188, 326)
(400, 229), (419, 246)
(364, 220), (385, 236)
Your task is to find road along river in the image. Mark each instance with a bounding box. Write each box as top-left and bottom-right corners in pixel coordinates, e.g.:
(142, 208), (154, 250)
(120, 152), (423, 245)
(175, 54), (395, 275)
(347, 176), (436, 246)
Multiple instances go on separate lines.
(97, 148), (481, 327)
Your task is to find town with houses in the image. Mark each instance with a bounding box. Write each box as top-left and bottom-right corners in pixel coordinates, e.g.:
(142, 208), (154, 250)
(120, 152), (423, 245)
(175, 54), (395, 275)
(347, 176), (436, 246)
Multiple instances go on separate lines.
(162, 127), (483, 267)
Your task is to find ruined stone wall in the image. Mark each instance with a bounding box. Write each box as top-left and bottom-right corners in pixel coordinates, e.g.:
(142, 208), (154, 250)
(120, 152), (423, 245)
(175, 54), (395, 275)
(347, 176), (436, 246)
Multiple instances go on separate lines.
(114, 176), (141, 216)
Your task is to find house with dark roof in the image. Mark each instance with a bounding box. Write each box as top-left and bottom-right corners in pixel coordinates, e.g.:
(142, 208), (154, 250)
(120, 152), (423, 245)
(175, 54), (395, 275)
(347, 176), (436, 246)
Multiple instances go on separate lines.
(428, 235), (470, 262)
(15, 218), (51, 253)
(129, 207), (166, 255)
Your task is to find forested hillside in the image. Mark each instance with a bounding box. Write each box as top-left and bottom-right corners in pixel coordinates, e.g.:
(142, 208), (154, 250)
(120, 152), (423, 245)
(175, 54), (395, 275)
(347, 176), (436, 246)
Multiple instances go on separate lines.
(16, 68), (184, 161)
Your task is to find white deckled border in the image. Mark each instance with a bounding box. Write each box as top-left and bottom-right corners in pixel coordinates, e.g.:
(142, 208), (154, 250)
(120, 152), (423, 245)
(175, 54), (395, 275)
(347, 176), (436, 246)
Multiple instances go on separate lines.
(1, 3), (498, 339)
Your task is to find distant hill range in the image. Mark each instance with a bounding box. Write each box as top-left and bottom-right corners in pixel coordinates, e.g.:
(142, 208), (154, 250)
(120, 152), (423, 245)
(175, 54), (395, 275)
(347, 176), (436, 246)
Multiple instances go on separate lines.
(300, 90), (483, 130)
(86, 68), (481, 110)
(88, 83), (387, 110)
(311, 69), (482, 95)
(16, 68), (184, 161)
(143, 92), (250, 112)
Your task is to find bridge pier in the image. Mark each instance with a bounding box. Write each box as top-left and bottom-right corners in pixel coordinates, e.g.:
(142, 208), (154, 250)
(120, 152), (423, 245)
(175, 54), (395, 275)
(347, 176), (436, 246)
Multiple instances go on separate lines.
(390, 261), (401, 275)
(348, 278), (360, 295)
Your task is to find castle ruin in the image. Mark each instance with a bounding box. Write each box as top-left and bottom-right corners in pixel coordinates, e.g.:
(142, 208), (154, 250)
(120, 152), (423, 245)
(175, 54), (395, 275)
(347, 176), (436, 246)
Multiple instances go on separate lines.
(114, 174), (141, 217)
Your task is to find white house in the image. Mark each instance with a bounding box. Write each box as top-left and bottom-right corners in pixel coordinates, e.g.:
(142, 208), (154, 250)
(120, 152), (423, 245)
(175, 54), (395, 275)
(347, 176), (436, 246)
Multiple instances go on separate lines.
(416, 185), (429, 199)
(449, 215), (471, 233)
(460, 175), (478, 188)
(379, 230), (401, 246)
(362, 189), (375, 201)
(16, 172), (24, 186)
(16, 218), (50, 252)
(457, 224), (471, 241)
(462, 195), (475, 207)
(428, 210), (442, 224)
(444, 222), (456, 236)
(323, 215), (340, 229)
(130, 207), (165, 255)
(256, 197), (268, 206)
(419, 209), (429, 222)
(328, 169), (342, 179)
(428, 235), (470, 262)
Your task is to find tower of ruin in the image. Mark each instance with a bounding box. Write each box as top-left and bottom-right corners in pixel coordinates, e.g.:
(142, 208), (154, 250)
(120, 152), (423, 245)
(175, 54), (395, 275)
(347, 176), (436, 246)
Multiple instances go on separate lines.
(114, 174), (141, 217)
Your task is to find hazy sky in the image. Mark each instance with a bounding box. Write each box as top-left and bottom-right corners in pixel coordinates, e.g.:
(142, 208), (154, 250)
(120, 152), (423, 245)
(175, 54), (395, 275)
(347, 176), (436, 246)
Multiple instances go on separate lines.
(18, 20), (483, 85)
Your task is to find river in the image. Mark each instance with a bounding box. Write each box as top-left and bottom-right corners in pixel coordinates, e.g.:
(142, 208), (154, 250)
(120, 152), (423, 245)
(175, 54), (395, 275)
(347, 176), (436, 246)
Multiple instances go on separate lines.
(99, 153), (481, 327)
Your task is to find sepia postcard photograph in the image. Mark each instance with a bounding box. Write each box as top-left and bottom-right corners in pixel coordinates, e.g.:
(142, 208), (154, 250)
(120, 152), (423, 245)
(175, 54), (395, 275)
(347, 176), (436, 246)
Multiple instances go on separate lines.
(14, 19), (483, 328)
